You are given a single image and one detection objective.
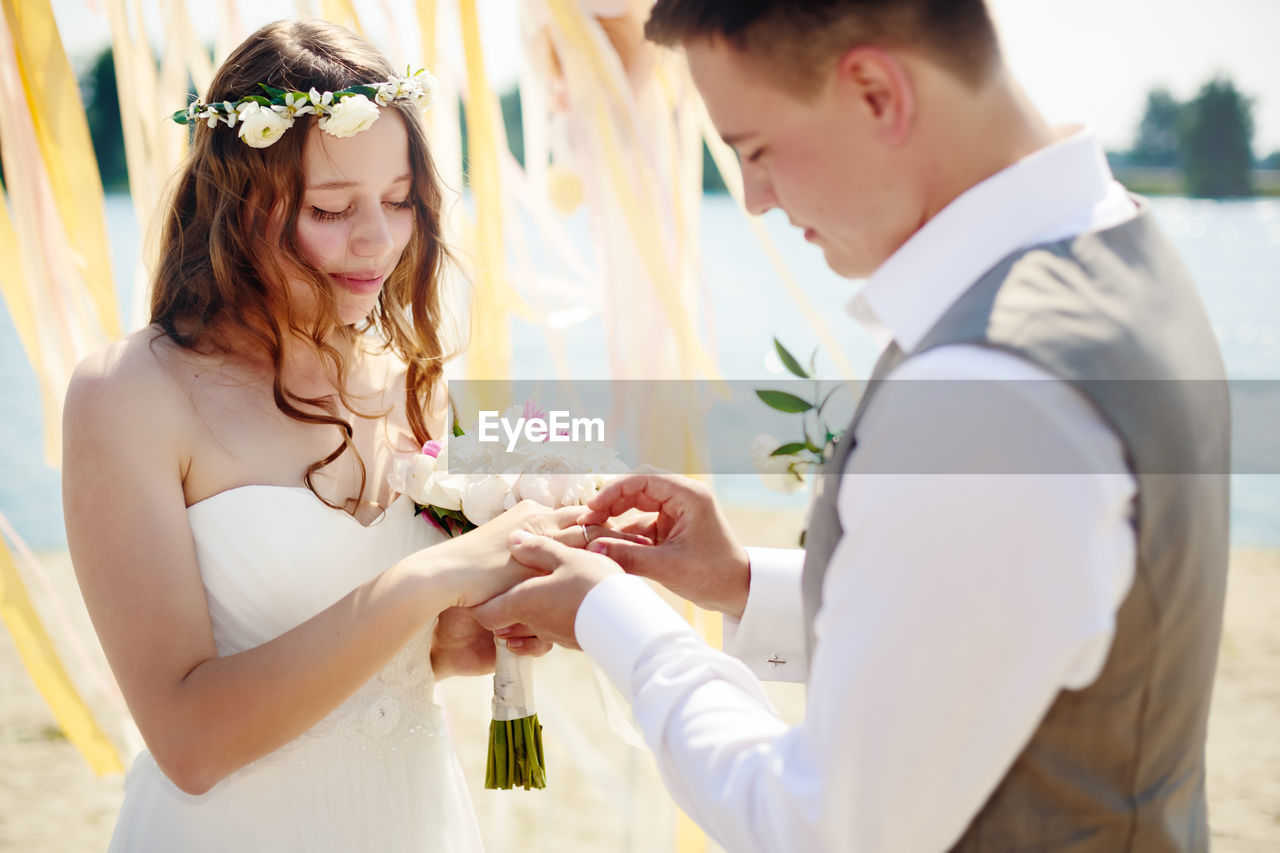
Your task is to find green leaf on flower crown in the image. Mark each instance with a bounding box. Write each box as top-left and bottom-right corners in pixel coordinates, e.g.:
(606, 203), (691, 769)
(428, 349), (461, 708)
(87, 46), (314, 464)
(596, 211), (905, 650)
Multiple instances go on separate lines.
(770, 442), (809, 457)
(344, 84), (379, 98)
(171, 109), (191, 124)
(756, 389), (814, 413)
(258, 83), (287, 99)
(773, 338), (810, 379)
(242, 95), (272, 108)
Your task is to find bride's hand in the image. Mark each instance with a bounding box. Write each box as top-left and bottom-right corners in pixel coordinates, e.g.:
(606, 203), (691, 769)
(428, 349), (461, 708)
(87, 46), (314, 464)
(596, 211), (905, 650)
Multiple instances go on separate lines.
(422, 501), (591, 608)
(429, 606), (551, 679)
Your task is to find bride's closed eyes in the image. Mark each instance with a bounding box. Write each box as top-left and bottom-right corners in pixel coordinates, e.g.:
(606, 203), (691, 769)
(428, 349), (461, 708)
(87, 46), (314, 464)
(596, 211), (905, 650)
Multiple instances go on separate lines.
(309, 199), (414, 222)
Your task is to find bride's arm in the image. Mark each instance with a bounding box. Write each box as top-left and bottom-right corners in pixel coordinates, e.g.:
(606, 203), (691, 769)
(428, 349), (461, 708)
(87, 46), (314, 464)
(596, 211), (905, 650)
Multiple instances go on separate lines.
(63, 346), (557, 796)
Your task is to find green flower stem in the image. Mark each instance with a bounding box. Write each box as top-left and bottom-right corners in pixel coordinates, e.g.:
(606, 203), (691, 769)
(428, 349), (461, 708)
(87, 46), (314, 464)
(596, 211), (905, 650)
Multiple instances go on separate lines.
(484, 715), (546, 790)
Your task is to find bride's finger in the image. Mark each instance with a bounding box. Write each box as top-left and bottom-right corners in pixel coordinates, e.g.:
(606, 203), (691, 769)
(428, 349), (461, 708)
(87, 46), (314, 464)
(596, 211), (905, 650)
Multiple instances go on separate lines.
(527, 505), (591, 533)
(495, 622), (553, 657)
(505, 635), (553, 656)
(542, 523), (652, 549)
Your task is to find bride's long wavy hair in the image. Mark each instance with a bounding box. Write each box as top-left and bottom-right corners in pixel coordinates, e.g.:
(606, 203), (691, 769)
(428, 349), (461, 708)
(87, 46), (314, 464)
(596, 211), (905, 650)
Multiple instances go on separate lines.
(151, 19), (456, 510)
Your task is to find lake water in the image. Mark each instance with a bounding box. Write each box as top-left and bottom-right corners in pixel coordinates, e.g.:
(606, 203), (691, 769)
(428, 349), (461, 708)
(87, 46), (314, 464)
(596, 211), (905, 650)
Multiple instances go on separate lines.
(2, 194), (1278, 549)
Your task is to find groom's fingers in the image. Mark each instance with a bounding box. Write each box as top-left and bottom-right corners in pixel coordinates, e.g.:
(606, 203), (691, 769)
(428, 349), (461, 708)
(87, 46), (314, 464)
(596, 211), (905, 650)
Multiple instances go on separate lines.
(580, 535), (654, 578)
(472, 573), (557, 636)
(613, 512), (660, 541)
(583, 473), (696, 525)
(471, 585), (529, 633)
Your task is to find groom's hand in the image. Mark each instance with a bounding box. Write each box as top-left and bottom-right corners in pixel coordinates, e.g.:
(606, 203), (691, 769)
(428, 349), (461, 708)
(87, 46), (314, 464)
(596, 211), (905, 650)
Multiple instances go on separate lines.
(471, 531), (622, 650)
(577, 473), (751, 619)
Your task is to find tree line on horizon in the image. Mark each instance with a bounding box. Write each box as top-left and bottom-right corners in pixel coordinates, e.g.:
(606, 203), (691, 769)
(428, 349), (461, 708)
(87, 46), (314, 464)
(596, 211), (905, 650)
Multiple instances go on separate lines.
(59, 48), (1280, 199)
(1108, 76), (1273, 198)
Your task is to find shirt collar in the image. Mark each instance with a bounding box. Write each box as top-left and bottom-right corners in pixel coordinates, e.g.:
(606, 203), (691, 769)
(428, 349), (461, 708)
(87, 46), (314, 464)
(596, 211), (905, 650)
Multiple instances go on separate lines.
(848, 126), (1118, 353)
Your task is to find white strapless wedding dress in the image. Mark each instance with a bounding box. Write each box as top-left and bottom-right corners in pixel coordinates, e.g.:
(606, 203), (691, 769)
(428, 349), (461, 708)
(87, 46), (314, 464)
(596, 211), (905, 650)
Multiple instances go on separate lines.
(109, 485), (484, 852)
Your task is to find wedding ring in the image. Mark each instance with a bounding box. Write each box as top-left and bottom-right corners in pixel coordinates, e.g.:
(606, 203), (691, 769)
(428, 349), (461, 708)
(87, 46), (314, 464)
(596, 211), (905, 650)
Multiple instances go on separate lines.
(580, 524), (593, 546)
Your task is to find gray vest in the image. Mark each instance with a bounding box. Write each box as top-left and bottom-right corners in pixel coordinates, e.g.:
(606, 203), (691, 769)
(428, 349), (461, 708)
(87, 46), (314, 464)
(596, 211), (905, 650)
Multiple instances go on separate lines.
(801, 204), (1230, 852)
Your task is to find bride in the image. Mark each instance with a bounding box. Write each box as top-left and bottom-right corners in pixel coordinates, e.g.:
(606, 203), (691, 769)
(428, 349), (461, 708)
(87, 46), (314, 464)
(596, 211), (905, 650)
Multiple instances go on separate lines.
(62, 19), (583, 852)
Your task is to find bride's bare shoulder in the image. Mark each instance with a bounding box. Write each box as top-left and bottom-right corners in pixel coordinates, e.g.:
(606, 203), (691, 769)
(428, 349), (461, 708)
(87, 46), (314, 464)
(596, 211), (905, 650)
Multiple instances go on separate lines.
(65, 326), (195, 439)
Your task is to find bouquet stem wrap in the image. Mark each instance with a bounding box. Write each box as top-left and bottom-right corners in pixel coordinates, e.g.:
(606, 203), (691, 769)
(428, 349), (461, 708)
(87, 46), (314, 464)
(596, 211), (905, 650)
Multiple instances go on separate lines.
(484, 639), (545, 790)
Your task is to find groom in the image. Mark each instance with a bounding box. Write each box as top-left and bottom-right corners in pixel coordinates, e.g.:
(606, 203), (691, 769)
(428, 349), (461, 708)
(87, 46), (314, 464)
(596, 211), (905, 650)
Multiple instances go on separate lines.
(477, 1), (1230, 850)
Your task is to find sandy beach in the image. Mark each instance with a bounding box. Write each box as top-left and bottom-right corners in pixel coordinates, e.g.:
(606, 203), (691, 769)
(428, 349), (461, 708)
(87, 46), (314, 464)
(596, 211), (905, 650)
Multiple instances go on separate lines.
(1, 508), (1276, 851)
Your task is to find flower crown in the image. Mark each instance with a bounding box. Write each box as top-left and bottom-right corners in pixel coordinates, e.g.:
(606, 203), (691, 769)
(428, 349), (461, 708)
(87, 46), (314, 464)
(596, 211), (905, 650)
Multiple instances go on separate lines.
(171, 67), (439, 149)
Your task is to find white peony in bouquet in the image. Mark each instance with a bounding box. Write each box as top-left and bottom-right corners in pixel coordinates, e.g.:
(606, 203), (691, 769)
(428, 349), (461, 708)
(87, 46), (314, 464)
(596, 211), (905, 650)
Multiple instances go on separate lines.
(388, 402), (628, 789)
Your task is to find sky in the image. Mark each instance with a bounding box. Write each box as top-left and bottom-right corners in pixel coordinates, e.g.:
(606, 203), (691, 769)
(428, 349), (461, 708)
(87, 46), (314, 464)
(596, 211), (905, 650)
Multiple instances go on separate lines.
(47, 0), (1280, 155)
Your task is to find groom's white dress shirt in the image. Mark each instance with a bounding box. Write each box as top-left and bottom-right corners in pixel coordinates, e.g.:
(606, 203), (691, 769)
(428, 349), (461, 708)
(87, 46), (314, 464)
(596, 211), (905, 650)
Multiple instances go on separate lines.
(576, 128), (1141, 852)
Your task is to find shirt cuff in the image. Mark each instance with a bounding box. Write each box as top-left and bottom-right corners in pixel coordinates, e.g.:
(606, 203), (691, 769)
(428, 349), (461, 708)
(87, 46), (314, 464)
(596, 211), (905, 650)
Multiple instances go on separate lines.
(576, 573), (699, 702)
(723, 547), (808, 681)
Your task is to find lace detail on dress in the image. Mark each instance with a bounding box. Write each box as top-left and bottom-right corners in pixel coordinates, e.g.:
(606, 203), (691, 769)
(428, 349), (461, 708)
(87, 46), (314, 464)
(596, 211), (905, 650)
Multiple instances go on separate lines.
(249, 628), (446, 768)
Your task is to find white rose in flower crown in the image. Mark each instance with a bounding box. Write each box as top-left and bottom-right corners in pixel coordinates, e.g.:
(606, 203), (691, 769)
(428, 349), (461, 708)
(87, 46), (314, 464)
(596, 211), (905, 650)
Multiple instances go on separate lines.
(319, 94), (381, 138)
(413, 73), (439, 111)
(237, 102), (292, 148)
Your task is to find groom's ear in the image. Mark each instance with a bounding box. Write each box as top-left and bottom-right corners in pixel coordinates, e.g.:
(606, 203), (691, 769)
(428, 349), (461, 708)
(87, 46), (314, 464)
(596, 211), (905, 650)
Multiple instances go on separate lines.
(833, 46), (916, 148)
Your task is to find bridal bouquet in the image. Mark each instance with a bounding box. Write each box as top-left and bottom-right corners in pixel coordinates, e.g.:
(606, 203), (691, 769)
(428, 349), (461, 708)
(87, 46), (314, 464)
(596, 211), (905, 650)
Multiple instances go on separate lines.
(389, 402), (628, 790)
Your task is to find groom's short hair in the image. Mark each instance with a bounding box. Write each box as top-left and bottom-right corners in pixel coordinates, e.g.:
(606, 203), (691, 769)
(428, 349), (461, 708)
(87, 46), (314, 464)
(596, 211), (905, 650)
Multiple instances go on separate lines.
(645, 0), (1001, 95)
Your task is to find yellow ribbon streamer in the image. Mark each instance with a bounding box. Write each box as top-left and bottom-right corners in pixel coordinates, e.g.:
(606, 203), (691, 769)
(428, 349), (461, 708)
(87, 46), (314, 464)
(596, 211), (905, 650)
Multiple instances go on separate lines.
(416, 0), (437, 79)
(0, 174), (49, 405)
(0, 536), (124, 776)
(162, 0), (213, 97)
(545, 0), (721, 383)
(319, 0), (363, 34)
(458, 0), (513, 403)
(2, 0), (120, 341)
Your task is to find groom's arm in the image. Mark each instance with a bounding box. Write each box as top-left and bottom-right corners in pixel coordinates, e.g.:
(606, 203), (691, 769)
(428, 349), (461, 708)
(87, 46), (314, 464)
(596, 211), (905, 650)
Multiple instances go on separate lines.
(721, 547), (807, 681)
(571, 347), (1137, 853)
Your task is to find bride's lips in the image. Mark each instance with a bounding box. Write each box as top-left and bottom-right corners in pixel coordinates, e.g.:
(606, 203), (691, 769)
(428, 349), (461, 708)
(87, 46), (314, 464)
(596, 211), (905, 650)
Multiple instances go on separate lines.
(331, 272), (385, 296)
